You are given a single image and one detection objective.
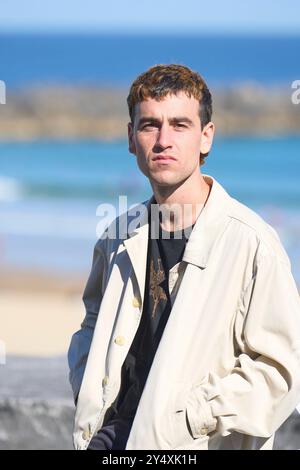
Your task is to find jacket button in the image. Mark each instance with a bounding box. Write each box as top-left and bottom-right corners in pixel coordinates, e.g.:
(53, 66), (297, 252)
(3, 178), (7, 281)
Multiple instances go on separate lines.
(82, 428), (90, 440)
(200, 427), (208, 435)
(132, 297), (141, 308)
(102, 376), (109, 386)
(114, 335), (126, 346)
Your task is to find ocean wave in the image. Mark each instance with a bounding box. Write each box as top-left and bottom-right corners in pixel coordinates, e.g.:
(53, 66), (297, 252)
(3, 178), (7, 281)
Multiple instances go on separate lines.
(0, 176), (24, 202)
(0, 177), (145, 202)
(0, 210), (98, 239)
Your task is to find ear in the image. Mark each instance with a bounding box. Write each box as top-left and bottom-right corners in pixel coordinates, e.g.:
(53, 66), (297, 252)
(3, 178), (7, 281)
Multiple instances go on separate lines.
(128, 122), (136, 155)
(200, 121), (215, 155)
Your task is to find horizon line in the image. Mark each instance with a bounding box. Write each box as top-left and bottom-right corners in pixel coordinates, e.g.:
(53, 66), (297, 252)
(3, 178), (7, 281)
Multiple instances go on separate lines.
(0, 27), (300, 37)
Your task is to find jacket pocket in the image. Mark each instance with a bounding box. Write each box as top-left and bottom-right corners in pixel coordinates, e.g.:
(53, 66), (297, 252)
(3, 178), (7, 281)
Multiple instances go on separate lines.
(170, 382), (208, 450)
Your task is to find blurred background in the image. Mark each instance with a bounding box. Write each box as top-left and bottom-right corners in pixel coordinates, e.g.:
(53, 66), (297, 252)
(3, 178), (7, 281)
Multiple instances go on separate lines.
(0, 0), (300, 449)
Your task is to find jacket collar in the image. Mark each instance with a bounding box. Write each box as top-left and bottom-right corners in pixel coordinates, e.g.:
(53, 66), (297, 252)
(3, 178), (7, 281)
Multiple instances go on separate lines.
(123, 174), (232, 298)
(182, 174), (232, 268)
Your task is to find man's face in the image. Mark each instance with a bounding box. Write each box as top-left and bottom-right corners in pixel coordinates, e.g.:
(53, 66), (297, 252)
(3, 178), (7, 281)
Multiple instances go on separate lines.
(128, 91), (214, 190)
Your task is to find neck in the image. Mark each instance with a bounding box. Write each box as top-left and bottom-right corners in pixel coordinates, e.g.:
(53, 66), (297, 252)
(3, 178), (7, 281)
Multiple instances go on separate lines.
(151, 173), (211, 232)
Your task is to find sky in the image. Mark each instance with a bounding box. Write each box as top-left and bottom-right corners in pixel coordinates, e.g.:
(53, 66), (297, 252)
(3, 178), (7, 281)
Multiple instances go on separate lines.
(0, 0), (299, 34)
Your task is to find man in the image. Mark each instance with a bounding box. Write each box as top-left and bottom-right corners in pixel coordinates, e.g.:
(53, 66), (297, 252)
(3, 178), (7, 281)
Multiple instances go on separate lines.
(68, 64), (300, 450)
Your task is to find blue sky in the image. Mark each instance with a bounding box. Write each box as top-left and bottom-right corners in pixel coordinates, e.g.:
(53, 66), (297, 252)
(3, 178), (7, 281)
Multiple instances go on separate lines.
(0, 0), (299, 34)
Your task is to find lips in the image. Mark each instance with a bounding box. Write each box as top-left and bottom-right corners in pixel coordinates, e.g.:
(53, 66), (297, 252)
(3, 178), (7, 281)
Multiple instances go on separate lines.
(152, 155), (176, 161)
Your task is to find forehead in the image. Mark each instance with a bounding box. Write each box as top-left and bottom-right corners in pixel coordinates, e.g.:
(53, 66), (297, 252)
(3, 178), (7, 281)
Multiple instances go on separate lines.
(134, 91), (200, 119)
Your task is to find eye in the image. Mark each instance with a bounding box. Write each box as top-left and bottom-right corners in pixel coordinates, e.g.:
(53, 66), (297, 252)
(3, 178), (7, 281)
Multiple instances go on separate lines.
(142, 123), (158, 130)
(175, 123), (187, 129)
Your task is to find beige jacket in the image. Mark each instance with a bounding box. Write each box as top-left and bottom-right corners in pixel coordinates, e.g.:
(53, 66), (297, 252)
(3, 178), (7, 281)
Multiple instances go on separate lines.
(68, 174), (300, 450)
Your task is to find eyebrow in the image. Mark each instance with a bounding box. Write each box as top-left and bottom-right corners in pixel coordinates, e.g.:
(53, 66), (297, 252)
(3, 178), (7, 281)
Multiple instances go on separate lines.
(137, 116), (194, 127)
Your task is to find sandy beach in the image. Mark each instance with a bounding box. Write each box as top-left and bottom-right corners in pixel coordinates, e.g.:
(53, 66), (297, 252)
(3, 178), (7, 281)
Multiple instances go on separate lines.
(0, 268), (86, 356)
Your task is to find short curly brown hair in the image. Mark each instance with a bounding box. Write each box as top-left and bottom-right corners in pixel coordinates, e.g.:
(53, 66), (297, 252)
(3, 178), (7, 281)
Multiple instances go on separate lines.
(127, 63), (213, 165)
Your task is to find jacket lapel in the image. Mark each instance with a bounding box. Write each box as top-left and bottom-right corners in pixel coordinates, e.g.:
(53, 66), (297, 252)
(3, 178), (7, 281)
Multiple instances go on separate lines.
(182, 174), (232, 268)
(122, 195), (155, 306)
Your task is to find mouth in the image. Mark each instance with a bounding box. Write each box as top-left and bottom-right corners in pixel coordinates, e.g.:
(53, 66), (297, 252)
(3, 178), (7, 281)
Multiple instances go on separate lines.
(152, 155), (177, 163)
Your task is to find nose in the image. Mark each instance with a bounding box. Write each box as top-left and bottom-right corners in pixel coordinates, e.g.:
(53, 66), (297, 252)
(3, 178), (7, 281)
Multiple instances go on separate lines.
(155, 124), (172, 149)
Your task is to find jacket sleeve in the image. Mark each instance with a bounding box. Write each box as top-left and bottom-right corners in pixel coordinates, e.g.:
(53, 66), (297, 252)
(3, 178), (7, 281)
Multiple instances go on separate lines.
(186, 251), (300, 439)
(67, 240), (108, 405)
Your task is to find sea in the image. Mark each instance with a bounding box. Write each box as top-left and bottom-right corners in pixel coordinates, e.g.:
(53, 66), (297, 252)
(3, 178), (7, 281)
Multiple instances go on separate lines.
(0, 137), (299, 284)
(1, 33), (300, 88)
(0, 34), (299, 284)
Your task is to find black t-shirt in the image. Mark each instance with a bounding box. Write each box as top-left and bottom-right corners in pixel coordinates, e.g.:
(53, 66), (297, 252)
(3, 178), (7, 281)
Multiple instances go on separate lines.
(87, 206), (194, 450)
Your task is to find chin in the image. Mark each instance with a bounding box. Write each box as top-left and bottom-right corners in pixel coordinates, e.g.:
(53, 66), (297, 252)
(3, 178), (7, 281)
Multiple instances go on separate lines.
(151, 176), (182, 188)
